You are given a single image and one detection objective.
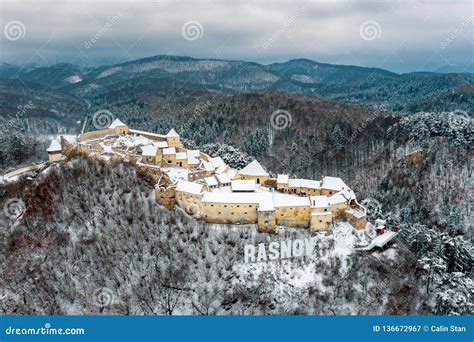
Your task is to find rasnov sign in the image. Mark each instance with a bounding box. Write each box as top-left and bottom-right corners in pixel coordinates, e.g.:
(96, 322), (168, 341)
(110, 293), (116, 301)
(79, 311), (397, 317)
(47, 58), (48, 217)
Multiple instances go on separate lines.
(244, 237), (317, 263)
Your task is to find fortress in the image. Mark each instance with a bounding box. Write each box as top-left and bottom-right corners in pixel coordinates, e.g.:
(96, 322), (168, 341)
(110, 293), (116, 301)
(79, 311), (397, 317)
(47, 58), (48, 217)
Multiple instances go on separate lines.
(47, 118), (367, 233)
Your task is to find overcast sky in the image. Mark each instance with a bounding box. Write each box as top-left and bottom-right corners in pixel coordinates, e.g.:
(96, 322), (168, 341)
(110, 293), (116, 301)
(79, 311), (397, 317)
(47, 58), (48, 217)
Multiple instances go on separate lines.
(0, 0), (472, 73)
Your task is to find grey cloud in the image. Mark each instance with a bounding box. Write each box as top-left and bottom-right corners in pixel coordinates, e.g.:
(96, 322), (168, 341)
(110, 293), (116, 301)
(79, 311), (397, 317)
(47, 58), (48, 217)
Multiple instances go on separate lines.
(0, 0), (472, 73)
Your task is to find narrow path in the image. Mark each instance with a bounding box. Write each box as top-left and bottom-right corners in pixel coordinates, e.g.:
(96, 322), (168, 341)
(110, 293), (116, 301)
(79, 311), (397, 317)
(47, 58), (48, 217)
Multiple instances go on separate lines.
(3, 162), (46, 182)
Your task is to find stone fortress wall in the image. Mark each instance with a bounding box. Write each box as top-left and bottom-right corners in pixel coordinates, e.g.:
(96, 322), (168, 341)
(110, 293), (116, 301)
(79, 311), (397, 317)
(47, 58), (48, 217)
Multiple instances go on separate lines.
(52, 118), (367, 234)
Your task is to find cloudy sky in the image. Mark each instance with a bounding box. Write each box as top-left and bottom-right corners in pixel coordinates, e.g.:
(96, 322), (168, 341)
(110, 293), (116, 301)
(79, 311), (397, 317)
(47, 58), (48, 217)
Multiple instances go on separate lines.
(0, 0), (472, 73)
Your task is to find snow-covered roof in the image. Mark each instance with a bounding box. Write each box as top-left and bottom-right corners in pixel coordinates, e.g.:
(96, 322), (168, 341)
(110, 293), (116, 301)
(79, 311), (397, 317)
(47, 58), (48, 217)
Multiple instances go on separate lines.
(338, 189), (356, 201)
(166, 129), (179, 137)
(357, 231), (398, 251)
(202, 161), (214, 172)
(277, 174), (289, 184)
(202, 192), (265, 205)
(162, 167), (189, 182)
(176, 152), (187, 160)
(187, 150), (200, 158)
(163, 147), (176, 155)
(204, 176), (218, 187)
(288, 178), (321, 189)
(141, 145), (157, 156)
(375, 219), (387, 227)
(272, 192), (310, 207)
(154, 141), (168, 149)
(188, 156), (200, 165)
(176, 180), (203, 195)
(257, 194), (274, 211)
(321, 176), (348, 191)
(310, 195), (330, 208)
(327, 192), (348, 205)
(345, 208), (366, 219)
(238, 160), (268, 177)
(300, 179), (321, 189)
(215, 164), (228, 175)
(109, 118), (127, 129)
(216, 173), (231, 184)
(47, 139), (61, 152)
(210, 156), (226, 169)
(372, 231), (397, 248)
(226, 169), (238, 180)
(288, 179), (300, 188)
(129, 129), (166, 139)
(231, 180), (256, 192)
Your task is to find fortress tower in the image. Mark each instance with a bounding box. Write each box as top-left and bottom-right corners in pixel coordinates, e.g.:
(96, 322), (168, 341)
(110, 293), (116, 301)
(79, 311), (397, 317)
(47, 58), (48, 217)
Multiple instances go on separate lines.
(47, 139), (62, 162)
(166, 129), (181, 148)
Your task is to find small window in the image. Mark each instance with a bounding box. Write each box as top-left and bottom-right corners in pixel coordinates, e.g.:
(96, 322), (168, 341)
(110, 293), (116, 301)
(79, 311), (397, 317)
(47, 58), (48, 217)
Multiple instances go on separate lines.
(324, 208), (327, 212)
(319, 220), (322, 223)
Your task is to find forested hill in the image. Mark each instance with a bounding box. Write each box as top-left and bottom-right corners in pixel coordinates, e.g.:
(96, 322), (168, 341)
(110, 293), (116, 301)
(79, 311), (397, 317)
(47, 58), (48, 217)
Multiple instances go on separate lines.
(1, 55), (473, 116)
(1, 158), (471, 315)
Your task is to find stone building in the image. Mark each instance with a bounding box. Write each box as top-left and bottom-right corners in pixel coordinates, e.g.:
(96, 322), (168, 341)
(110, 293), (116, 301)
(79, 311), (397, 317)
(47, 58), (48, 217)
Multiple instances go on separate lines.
(47, 139), (62, 161)
(166, 129), (181, 148)
(109, 118), (129, 135)
(237, 160), (269, 185)
(69, 117), (367, 234)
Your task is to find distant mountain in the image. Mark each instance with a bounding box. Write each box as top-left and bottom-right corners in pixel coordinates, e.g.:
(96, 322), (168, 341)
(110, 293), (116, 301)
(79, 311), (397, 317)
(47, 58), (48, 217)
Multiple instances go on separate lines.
(13, 63), (87, 89)
(435, 64), (474, 75)
(0, 78), (87, 133)
(1, 55), (473, 114)
(0, 62), (39, 78)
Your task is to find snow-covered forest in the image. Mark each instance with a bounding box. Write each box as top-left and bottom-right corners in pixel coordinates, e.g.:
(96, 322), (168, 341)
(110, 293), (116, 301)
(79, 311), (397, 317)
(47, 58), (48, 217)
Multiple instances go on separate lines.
(0, 157), (471, 315)
(0, 69), (472, 316)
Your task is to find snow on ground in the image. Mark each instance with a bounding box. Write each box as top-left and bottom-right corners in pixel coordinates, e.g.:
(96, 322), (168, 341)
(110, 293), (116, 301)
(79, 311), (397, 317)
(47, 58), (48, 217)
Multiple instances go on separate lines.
(63, 75), (82, 84)
(376, 247), (398, 260)
(230, 221), (360, 308)
(113, 135), (152, 149)
(62, 135), (78, 144)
